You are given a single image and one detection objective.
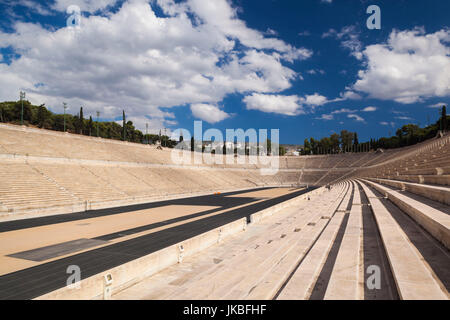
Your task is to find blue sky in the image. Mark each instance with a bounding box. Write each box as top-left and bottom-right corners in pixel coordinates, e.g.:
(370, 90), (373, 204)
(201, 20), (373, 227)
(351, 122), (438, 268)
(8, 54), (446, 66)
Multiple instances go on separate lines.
(0, 0), (449, 144)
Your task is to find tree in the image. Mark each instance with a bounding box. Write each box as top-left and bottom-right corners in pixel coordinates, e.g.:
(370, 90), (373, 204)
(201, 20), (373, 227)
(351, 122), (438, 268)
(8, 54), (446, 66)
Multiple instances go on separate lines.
(79, 107), (84, 134)
(266, 138), (272, 155)
(88, 116), (93, 136)
(353, 132), (359, 152)
(14, 100), (32, 123)
(340, 130), (353, 152)
(303, 138), (311, 155)
(329, 134), (339, 154)
(37, 104), (49, 128)
(442, 105), (447, 132)
(191, 136), (195, 152)
(122, 110), (126, 141)
(319, 137), (331, 154)
(309, 137), (318, 155)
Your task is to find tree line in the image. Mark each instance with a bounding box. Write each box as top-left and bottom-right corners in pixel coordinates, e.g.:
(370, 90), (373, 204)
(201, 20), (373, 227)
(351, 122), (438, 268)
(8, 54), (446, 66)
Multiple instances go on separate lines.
(301, 106), (448, 155)
(0, 100), (177, 147)
(0, 100), (447, 154)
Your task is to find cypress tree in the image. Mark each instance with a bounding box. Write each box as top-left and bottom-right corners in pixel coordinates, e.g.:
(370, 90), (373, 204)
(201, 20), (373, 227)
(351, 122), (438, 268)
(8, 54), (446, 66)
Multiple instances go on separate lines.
(79, 107), (84, 134)
(122, 110), (126, 141)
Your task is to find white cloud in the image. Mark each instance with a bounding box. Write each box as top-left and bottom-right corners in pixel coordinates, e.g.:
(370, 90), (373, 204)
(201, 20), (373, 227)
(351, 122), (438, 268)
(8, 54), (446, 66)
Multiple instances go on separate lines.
(380, 121), (395, 127)
(352, 28), (450, 104)
(316, 114), (334, 121)
(242, 92), (331, 116)
(362, 106), (377, 112)
(14, 0), (54, 16)
(264, 28), (278, 36)
(395, 116), (414, 121)
(307, 69), (325, 75)
(301, 93), (330, 106)
(124, 115), (175, 133)
(347, 114), (365, 122)
(427, 102), (447, 108)
(52, 0), (120, 13)
(339, 90), (362, 100)
(0, 0), (312, 126)
(243, 93), (304, 116)
(318, 108), (358, 121)
(322, 25), (362, 60)
(190, 103), (229, 123)
(331, 108), (357, 114)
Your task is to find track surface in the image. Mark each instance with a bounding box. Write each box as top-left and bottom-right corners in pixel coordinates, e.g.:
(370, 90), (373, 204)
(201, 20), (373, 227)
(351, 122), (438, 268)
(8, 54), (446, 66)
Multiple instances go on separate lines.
(0, 186), (315, 300)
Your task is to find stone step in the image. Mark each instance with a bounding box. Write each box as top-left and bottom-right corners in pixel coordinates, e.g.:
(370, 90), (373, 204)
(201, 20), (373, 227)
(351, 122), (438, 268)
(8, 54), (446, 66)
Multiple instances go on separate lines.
(361, 179), (450, 250)
(368, 178), (450, 206)
(323, 182), (363, 300)
(358, 181), (448, 300)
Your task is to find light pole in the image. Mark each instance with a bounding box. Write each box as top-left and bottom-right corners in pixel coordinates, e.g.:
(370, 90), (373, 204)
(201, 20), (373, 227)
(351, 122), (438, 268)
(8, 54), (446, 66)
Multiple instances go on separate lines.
(63, 102), (68, 132)
(164, 128), (167, 147)
(96, 111), (100, 137)
(146, 123), (148, 144)
(20, 91), (26, 125)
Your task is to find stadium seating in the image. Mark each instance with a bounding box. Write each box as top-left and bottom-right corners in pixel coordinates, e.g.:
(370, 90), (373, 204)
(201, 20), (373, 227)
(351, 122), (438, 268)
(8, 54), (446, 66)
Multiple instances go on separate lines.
(110, 132), (449, 300)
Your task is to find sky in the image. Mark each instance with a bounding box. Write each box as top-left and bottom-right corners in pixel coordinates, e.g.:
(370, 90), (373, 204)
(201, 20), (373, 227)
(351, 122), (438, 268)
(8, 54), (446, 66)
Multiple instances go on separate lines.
(0, 0), (449, 144)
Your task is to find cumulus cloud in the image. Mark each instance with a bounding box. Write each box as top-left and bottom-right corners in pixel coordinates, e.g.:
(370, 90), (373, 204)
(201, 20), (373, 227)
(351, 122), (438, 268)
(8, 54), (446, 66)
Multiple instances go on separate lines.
(243, 93), (304, 116)
(302, 93), (330, 106)
(243, 92), (331, 116)
(52, 0), (120, 13)
(351, 28), (450, 104)
(190, 103), (229, 123)
(339, 90), (362, 100)
(12, 0), (55, 16)
(0, 0), (312, 130)
(362, 106), (377, 112)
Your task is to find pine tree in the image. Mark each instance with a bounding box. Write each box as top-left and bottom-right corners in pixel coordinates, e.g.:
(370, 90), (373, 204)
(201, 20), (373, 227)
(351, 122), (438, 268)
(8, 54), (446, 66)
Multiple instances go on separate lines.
(79, 107), (84, 134)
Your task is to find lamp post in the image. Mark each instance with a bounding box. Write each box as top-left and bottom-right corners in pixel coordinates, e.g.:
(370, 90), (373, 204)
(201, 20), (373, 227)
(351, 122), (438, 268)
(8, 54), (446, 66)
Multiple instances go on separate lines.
(96, 111), (100, 137)
(164, 128), (167, 147)
(63, 102), (68, 132)
(20, 91), (26, 125)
